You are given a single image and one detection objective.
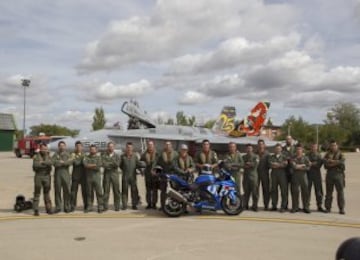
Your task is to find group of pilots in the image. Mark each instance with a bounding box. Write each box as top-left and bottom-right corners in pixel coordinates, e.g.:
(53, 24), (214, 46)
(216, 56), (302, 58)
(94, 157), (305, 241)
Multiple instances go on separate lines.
(32, 136), (346, 216)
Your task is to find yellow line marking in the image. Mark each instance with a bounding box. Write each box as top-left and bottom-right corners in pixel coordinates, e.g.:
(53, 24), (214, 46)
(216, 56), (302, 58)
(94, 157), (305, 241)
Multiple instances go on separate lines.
(0, 214), (359, 229)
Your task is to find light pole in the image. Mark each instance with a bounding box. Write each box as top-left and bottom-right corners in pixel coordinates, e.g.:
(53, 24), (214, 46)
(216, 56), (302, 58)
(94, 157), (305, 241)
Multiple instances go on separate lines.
(21, 79), (31, 137)
(287, 122), (292, 136)
(315, 124), (319, 152)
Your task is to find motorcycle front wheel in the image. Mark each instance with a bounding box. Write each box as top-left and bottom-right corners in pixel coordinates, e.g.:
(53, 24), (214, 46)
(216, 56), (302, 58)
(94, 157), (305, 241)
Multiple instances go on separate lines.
(221, 193), (243, 215)
(162, 196), (185, 217)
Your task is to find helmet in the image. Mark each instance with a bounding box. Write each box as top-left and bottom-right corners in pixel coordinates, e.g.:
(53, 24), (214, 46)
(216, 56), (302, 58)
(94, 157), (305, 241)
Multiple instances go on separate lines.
(137, 161), (147, 169)
(153, 165), (163, 174)
(201, 164), (212, 175)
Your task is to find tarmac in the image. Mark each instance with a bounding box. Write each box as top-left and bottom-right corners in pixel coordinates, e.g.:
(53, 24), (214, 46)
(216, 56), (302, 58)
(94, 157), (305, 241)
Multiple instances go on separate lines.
(0, 151), (359, 260)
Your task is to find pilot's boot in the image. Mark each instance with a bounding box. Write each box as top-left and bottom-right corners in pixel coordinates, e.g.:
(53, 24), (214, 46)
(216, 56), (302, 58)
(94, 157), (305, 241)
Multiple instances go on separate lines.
(45, 201), (53, 215)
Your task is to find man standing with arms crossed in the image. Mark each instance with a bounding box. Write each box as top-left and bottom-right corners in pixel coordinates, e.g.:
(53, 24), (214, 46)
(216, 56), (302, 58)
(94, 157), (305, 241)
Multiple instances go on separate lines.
(242, 144), (259, 211)
(269, 144), (288, 213)
(324, 140), (346, 215)
(70, 141), (87, 212)
(32, 143), (53, 216)
(290, 144), (311, 214)
(224, 142), (243, 194)
(157, 141), (178, 210)
(257, 139), (271, 210)
(307, 143), (325, 212)
(102, 142), (121, 211)
(141, 140), (159, 209)
(83, 144), (104, 213)
(52, 141), (72, 213)
(120, 142), (141, 210)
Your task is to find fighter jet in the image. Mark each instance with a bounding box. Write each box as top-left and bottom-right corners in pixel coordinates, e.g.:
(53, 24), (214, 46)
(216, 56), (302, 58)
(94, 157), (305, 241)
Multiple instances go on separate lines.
(47, 129), (122, 154)
(49, 100), (275, 155)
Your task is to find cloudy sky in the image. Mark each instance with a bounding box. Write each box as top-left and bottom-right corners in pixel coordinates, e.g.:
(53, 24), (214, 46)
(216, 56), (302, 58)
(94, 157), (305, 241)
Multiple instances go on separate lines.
(1, 0), (360, 133)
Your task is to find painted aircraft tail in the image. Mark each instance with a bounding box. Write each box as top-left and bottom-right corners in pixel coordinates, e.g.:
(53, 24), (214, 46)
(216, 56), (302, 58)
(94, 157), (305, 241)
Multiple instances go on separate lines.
(212, 106), (236, 134)
(228, 101), (270, 137)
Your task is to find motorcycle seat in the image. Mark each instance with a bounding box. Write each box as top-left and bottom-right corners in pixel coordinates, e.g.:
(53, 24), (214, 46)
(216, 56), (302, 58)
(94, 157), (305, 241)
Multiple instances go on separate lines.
(189, 183), (199, 191)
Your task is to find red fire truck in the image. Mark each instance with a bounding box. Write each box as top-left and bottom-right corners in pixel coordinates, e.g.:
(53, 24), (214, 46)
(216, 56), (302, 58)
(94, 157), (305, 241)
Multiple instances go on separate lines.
(14, 135), (66, 158)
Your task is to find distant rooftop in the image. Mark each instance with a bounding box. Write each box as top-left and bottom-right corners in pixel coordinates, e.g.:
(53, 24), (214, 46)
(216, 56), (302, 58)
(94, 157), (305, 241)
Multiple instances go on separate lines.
(0, 113), (17, 131)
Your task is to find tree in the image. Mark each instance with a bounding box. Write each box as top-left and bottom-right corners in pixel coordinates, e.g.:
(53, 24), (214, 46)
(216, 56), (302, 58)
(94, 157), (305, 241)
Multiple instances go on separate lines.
(276, 116), (315, 145)
(325, 102), (360, 146)
(29, 124), (79, 137)
(325, 102), (360, 131)
(318, 123), (348, 148)
(92, 107), (106, 131)
(165, 118), (175, 125)
(176, 111), (196, 126)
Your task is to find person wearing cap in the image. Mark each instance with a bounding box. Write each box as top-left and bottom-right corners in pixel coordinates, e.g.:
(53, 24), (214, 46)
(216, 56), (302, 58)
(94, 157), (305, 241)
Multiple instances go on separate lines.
(70, 141), (87, 212)
(224, 142), (244, 194)
(52, 141), (73, 213)
(195, 139), (218, 173)
(32, 143), (53, 216)
(102, 142), (121, 211)
(140, 140), (160, 209)
(157, 141), (178, 210)
(290, 143), (311, 213)
(268, 143), (288, 213)
(83, 144), (104, 213)
(173, 144), (195, 182)
(242, 143), (259, 211)
(120, 142), (142, 210)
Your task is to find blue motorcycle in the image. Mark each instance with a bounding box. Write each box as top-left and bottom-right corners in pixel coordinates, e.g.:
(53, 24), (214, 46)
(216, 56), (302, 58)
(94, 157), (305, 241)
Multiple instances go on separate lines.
(159, 164), (243, 217)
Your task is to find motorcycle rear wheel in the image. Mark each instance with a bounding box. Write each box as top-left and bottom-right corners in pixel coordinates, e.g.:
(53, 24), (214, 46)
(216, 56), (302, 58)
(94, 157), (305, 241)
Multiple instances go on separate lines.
(162, 196), (185, 217)
(221, 193), (243, 215)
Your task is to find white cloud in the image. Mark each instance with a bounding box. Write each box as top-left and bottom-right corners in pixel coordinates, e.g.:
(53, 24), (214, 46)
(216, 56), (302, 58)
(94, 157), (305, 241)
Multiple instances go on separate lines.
(178, 91), (212, 105)
(77, 0), (298, 73)
(168, 33), (300, 75)
(79, 79), (153, 102)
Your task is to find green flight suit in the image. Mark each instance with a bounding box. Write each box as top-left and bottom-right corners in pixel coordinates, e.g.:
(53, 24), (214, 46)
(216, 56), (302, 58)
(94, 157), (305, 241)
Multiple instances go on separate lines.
(70, 151), (87, 210)
(120, 153), (141, 209)
(141, 151), (159, 208)
(282, 145), (295, 209)
(307, 151), (324, 208)
(157, 150), (178, 208)
(173, 154), (195, 181)
(32, 152), (52, 212)
(291, 155), (311, 211)
(242, 153), (259, 209)
(194, 150), (218, 173)
(224, 151), (244, 194)
(83, 153), (104, 211)
(257, 150), (271, 209)
(268, 153), (288, 210)
(102, 152), (121, 210)
(52, 151), (72, 212)
(324, 151), (345, 212)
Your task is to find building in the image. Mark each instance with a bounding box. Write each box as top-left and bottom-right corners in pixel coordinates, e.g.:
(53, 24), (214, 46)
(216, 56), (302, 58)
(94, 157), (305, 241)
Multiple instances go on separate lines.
(260, 125), (282, 140)
(0, 113), (17, 151)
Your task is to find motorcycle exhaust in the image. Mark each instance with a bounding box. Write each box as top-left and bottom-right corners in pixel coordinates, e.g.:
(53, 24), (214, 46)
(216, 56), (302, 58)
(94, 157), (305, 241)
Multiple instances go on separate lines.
(167, 188), (189, 204)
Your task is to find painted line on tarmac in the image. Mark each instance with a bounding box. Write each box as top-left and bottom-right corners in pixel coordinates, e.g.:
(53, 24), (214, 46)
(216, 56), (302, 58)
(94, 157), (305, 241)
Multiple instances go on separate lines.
(0, 214), (359, 229)
(197, 215), (360, 229)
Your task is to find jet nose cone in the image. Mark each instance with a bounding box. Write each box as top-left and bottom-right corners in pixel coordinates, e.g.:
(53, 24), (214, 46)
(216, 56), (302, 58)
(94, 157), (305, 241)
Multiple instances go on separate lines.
(264, 102), (270, 109)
